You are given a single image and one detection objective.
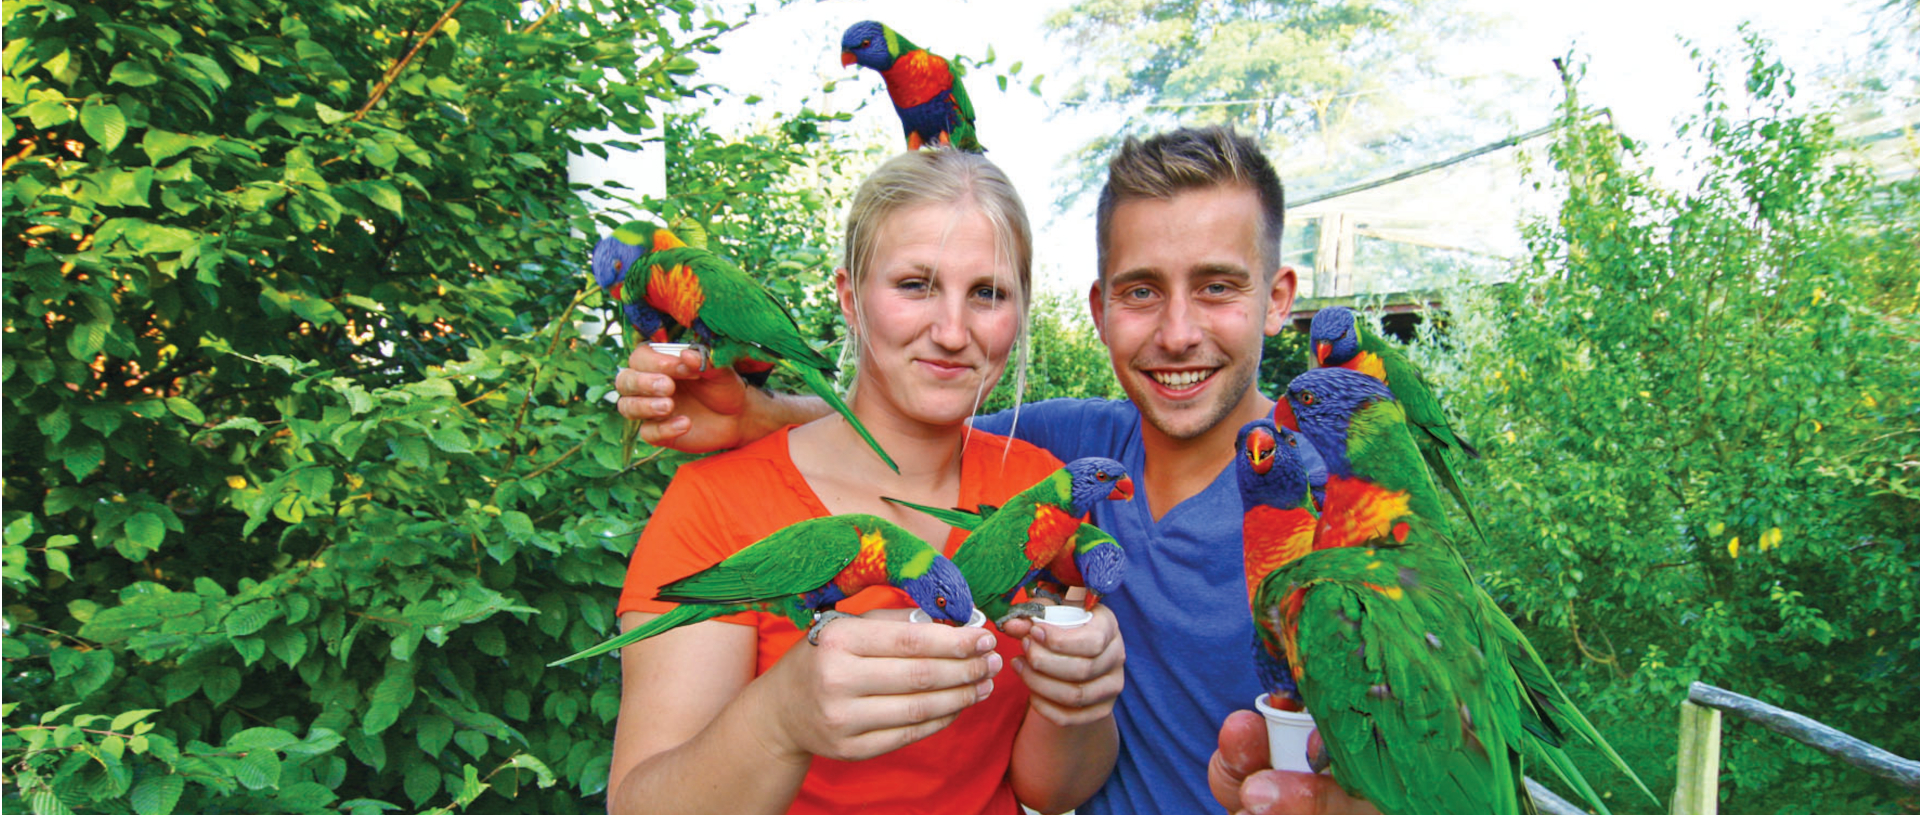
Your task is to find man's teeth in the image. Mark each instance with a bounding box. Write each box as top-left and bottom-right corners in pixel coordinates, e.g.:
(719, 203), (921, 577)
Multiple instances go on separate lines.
(1151, 370), (1210, 389)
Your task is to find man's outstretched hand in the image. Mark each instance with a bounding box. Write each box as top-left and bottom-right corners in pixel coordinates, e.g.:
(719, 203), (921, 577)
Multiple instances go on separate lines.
(614, 346), (753, 453)
(1209, 710), (1380, 815)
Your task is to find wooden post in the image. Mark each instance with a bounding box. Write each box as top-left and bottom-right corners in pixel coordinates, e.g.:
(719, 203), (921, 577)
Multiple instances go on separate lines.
(1672, 699), (1722, 815)
(1313, 212), (1355, 298)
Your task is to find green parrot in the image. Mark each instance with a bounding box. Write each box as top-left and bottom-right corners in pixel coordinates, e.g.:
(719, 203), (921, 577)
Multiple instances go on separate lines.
(1309, 306), (1484, 544)
(548, 514), (973, 666)
(621, 238), (899, 473)
(883, 456), (1133, 624)
(840, 21), (985, 153)
(1258, 367), (1652, 815)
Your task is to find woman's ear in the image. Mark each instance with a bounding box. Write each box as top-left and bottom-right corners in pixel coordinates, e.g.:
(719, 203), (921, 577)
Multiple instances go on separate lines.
(835, 267), (858, 332)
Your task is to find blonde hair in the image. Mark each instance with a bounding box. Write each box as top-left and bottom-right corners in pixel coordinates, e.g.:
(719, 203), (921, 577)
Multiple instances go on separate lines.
(840, 149), (1034, 416)
(1095, 126), (1286, 279)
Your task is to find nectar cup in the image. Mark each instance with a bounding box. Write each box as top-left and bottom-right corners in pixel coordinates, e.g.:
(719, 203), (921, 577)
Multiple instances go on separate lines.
(909, 607), (989, 627)
(1254, 693), (1317, 773)
(1038, 605), (1093, 628)
(646, 342), (693, 357)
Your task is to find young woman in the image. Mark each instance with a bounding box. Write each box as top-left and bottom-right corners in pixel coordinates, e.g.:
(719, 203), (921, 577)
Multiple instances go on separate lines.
(605, 150), (1126, 815)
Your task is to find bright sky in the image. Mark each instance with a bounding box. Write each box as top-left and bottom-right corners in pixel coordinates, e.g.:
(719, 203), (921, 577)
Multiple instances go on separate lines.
(677, 0), (1903, 293)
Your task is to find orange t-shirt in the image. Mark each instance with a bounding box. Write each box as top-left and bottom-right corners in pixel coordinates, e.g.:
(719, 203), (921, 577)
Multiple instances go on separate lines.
(617, 426), (1065, 815)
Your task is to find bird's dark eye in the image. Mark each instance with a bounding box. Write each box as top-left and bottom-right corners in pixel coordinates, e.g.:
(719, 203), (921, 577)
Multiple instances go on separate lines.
(1285, 435), (1297, 447)
(1299, 391), (1317, 406)
(936, 596), (947, 608)
(860, 39), (871, 48)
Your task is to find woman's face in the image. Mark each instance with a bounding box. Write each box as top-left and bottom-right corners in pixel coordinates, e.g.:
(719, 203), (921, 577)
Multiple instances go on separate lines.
(840, 201), (1022, 428)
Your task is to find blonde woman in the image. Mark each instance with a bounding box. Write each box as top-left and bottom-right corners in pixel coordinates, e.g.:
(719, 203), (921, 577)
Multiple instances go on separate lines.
(604, 150), (1125, 815)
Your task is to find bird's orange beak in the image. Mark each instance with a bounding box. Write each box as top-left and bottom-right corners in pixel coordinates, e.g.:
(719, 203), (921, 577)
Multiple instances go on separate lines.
(1110, 477), (1135, 501)
(652, 229), (687, 251)
(840, 51), (856, 67)
(1247, 429), (1276, 475)
(1272, 398), (1299, 432)
(1082, 592), (1101, 611)
(1314, 341), (1331, 366)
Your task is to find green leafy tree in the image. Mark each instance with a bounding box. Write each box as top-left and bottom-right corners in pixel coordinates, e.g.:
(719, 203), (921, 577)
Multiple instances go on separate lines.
(1044, 0), (1516, 199)
(1, 0), (859, 812)
(1418, 39), (1919, 812)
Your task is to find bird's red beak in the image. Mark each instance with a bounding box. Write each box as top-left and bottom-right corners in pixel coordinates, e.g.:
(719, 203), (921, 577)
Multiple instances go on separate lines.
(1272, 398), (1299, 432)
(1247, 429), (1276, 475)
(608, 281), (623, 300)
(1082, 591), (1101, 611)
(1110, 477), (1135, 501)
(1314, 341), (1331, 367)
(840, 51), (856, 67)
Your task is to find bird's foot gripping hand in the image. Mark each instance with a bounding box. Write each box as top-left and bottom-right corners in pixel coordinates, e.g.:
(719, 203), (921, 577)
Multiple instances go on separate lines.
(688, 342), (713, 373)
(807, 610), (854, 645)
(1026, 583), (1068, 607)
(993, 601), (1047, 628)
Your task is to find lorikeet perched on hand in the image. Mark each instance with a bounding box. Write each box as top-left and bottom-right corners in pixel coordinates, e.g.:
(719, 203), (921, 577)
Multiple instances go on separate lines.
(841, 21), (985, 153)
(591, 220), (693, 346)
(626, 242), (901, 473)
(1253, 367), (1651, 815)
(548, 514), (972, 666)
(1234, 418), (1319, 708)
(1309, 306), (1484, 543)
(883, 457), (1133, 624)
(1027, 524), (1126, 610)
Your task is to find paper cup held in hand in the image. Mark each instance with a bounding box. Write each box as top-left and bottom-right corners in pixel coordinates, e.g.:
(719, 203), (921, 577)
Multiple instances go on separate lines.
(1039, 605), (1093, 628)
(909, 607), (988, 627)
(1254, 693), (1317, 773)
(646, 342), (693, 357)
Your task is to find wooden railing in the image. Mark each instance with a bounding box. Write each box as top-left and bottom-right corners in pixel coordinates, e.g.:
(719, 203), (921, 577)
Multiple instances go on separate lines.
(1672, 681), (1920, 815)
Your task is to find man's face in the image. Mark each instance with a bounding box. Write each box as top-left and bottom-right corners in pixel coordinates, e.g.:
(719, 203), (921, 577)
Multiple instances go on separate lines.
(1089, 184), (1294, 442)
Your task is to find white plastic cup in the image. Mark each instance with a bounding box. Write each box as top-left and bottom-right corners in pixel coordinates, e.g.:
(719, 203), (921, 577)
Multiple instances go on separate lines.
(908, 607), (989, 627)
(1254, 693), (1318, 773)
(1038, 605), (1093, 628)
(646, 342), (693, 357)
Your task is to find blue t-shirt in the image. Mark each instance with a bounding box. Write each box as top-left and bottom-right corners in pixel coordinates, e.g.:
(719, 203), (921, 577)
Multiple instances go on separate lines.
(973, 399), (1264, 815)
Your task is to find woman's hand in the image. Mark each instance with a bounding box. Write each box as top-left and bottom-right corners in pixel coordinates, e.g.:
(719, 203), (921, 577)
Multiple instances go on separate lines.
(1208, 710), (1381, 815)
(999, 606), (1125, 725)
(615, 346), (754, 452)
(748, 614), (1004, 763)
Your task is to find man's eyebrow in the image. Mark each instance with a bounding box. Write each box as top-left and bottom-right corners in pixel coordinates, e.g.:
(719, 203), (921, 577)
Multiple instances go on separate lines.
(1106, 267), (1163, 290)
(1194, 263), (1253, 282)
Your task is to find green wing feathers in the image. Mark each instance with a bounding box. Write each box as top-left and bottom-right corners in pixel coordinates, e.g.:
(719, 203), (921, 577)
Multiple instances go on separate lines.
(882, 497), (987, 532)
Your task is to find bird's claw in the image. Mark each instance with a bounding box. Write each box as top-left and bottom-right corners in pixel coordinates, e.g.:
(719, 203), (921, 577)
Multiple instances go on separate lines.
(806, 610), (852, 645)
(994, 602), (1046, 628)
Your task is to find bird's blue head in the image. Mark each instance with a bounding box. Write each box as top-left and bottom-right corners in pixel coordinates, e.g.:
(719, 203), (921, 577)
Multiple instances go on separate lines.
(1308, 306), (1362, 368)
(1064, 457), (1133, 514)
(1286, 367), (1395, 478)
(591, 235), (644, 292)
(901, 555), (974, 625)
(1073, 529), (1127, 603)
(840, 21), (896, 71)
(1234, 419), (1314, 511)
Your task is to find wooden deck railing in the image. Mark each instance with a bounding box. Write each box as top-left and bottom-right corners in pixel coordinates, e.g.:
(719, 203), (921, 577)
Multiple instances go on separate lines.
(1672, 681), (1920, 815)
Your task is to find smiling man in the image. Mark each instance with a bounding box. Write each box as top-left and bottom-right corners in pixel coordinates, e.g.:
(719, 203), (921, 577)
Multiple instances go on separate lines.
(611, 127), (1372, 814)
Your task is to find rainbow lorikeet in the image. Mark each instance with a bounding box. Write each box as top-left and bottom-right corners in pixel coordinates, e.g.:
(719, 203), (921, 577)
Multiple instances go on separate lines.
(548, 514), (972, 666)
(1026, 524), (1126, 610)
(840, 21), (984, 153)
(624, 240), (900, 473)
(883, 457), (1133, 623)
(1256, 367), (1651, 815)
(590, 219), (705, 346)
(1308, 306), (1483, 543)
(1234, 418), (1319, 708)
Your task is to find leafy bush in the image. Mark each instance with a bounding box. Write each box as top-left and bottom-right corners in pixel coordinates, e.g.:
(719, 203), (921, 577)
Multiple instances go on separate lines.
(1420, 39), (1920, 812)
(1, 0), (858, 812)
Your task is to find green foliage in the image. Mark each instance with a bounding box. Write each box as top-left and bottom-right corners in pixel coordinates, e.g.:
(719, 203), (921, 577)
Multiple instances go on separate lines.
(1423, 40), (1920, 811)
(0, 0), (859, 811)
(981, 286), (1127, 413)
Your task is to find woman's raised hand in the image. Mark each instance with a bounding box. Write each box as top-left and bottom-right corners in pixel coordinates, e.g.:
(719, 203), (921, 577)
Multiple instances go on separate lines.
(748, 615), (1003, 764)
(999, 607), (1125, 726)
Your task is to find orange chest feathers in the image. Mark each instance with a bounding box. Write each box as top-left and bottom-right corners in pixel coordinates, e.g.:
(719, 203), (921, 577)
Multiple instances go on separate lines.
(1024, 504), (1083, 566)
(1336, 351), (1389, 383)
(1243, 504), (1316, 601)
(645, 261), (705, 328)
(833, 527), (892, 595)
(1316, 475), (1412, 550)
(880, 50), (955, 109)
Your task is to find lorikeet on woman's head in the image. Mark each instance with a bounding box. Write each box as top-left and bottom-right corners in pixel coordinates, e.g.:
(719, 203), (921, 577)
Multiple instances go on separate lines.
(1308, 306), (1484, 543)
(1253, 366), (1653, 815)
(841, 20), (984, 153)
(547, 514), (971, 666)
(883, 456), (1132, 624)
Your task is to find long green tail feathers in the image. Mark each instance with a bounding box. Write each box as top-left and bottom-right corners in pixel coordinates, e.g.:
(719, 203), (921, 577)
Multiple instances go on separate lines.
(547, 604), (726, 667)
(783, 359), (899, 474)
(882, 496), (985, 531)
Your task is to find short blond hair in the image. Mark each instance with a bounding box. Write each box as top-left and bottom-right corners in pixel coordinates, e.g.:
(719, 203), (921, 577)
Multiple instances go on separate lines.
(1095, 126), (1286, 278)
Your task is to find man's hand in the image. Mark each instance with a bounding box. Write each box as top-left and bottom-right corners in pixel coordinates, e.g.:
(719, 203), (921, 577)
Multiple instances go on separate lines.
(1209, 710), (1379, 815)
(615, 346), (752, 453)
(999, 607), (1125, 726)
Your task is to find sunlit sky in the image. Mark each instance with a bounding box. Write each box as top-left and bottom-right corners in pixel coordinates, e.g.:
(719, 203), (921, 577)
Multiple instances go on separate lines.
(639, 0), (1905, 293)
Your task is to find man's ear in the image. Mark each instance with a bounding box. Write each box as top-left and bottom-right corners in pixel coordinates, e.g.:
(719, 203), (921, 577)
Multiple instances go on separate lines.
(1087, 279), (1108, 345)
(1265, 265), (1298, 337)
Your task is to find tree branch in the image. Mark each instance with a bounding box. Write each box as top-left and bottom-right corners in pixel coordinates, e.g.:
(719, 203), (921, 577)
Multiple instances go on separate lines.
(352, 0), (467, 123)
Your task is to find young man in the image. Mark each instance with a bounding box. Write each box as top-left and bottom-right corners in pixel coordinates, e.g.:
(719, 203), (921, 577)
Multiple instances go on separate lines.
(614, 128), (1371, 815)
